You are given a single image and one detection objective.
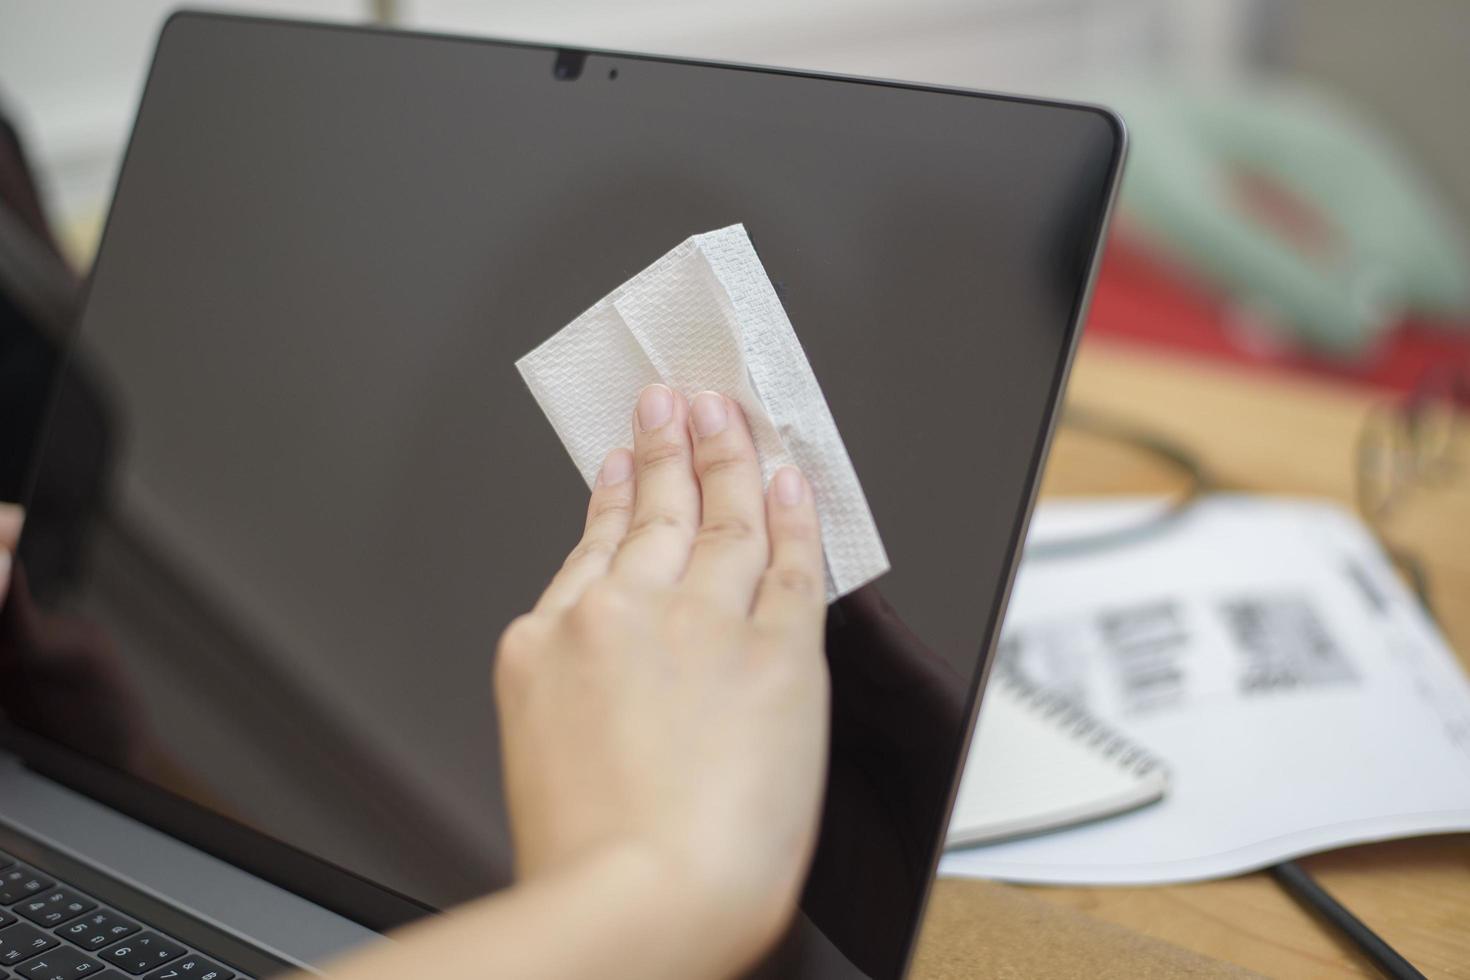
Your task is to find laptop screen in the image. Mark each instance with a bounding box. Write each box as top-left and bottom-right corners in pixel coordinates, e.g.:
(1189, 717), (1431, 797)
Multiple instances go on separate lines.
(0, 14), (1120, 978)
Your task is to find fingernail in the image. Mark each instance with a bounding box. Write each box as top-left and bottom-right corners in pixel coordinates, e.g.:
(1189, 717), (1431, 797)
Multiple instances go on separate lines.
(773, 467), (805, 506)
(636, 384), (673, 432)
(690, 391), (728, 438)
(598, 449), (633, 486)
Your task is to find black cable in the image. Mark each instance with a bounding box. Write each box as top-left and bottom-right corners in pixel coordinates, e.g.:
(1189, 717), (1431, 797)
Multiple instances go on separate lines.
(1023, 407), (1212, 561)
(1270, 861), (1426, 980)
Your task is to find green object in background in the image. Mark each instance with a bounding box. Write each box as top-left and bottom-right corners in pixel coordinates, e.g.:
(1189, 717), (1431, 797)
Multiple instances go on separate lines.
(1107, 80), (1470, 355)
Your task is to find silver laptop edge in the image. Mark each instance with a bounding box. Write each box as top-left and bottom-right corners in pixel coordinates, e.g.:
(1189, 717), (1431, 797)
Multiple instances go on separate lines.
(0, 753), (381, 972)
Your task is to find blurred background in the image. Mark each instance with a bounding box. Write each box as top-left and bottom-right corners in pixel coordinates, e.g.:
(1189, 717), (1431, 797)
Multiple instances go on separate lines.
(2, 7), (1467, 975)
(2, 0), (1469, 389)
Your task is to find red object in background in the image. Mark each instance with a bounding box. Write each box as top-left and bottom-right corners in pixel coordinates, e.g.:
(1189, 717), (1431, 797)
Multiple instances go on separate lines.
(1084, 237), (1470, 405)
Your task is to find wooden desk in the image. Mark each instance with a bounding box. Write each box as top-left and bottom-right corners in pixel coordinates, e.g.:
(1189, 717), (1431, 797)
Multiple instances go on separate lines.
(917, 340), (1470, 979)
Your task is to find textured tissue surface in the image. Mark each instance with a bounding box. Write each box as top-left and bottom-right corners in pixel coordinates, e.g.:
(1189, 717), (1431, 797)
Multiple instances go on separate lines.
(516, 224), (889, 600)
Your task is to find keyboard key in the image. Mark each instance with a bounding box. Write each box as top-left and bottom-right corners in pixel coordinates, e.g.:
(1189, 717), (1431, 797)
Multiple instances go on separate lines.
(0, 907), (15, 930)
(16, 892), (95, 929)
(0, 923), (59, 966)
(96, 934), (183, 976)
(17, 945), (103, 978)
(54, 913), (139, 952)
(0, 870), (54, 905)
(141, 955), (234, 980)
(0, 851), (14, 870)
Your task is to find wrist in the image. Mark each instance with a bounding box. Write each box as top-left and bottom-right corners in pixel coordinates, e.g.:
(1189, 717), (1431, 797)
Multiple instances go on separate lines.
(565, 839), (790, 979)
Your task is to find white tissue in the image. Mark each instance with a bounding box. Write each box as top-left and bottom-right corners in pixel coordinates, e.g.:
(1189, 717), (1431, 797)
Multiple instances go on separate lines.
(516, 224), (889, 600)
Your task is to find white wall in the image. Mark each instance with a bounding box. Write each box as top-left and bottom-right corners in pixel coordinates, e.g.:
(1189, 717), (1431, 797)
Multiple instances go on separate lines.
(1283, 0), (1470, 244)
(0, 0), (1260, 263)
(0, 0), (368, 256)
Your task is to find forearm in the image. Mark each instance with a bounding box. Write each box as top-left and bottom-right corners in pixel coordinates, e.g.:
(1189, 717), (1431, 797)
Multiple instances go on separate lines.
(312, 844), (750, 980)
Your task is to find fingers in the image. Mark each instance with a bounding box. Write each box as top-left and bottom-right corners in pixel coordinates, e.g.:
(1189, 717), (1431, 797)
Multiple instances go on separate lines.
(0, 503), (22, 553)
(752, 467), (826, 643)
(535, 449), (636, 614)
(611, 384), (700, 587)
(534, 386), (825, 645)
(681, 392), (769, 610)
(0, 504), (22, 602)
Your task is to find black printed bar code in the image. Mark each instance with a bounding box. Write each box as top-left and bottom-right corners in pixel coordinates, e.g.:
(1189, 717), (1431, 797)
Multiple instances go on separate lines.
(1221, 595), (1357, 694)
(1098, 600), (1190, 714)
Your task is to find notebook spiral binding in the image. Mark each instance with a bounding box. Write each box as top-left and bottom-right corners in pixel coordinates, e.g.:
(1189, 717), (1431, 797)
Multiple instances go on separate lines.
(996, 668), (1167, 779)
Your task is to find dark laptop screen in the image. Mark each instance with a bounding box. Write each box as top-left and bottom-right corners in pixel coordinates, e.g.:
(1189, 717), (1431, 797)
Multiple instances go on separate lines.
(0, 14), (1120, 978)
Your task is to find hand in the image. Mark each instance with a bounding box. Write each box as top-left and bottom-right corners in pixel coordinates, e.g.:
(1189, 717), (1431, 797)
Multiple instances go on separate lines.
(494, 384), (831, 977)
(0, 502), (21, 598)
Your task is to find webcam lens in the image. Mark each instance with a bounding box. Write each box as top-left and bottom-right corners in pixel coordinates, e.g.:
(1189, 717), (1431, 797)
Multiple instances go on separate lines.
(552, 49), (586, 81)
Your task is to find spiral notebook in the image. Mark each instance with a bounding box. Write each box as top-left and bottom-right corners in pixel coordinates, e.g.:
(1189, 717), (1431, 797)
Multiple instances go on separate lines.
(945, 672), (1168, 848)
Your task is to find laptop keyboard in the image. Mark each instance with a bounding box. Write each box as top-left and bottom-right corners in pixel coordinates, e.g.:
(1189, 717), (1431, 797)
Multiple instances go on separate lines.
(0, 850), (256, 980)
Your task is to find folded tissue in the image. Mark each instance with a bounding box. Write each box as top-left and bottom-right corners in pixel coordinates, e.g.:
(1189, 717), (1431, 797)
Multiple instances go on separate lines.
(516, 223), (888, 600)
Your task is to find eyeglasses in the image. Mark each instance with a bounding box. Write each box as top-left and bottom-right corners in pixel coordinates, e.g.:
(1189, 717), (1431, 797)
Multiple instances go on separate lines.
(1035, 363), (1465, 616)
(1355, 361), (1469, 610)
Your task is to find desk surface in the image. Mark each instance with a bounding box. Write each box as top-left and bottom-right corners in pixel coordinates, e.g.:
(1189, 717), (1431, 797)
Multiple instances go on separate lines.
(918, 340), (1470, 979)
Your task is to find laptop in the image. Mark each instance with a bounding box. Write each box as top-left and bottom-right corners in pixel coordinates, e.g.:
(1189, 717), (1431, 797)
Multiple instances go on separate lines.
(0, 12), (1123, 979)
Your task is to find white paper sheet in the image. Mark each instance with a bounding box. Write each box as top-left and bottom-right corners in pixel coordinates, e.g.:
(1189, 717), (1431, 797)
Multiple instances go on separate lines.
(516, 224), (888, 600)
(941, 495), (1470, 885)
